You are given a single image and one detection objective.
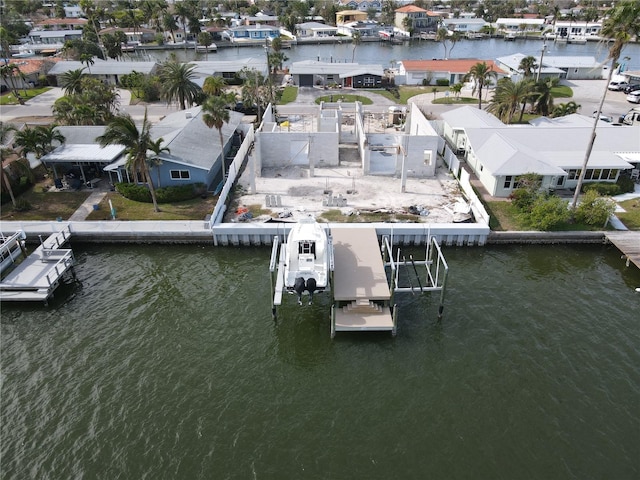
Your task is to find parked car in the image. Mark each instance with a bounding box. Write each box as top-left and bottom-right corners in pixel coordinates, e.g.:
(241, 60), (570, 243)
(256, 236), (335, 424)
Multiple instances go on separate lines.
(608, 81), (630, 91)
(623, 84), (640, 94)
(592, 111), (613, 122)
(627, 91), (640, 104)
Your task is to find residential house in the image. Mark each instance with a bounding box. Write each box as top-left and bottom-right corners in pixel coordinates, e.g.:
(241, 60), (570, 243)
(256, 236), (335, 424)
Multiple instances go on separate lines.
(0, 57), (60, 90)
(47, 60), (158, 86)
(547, 21), (602, 39)
(338, 0), (382, 12)
(223, 24), (280, 43)
(35, 18), (87, 30)
(296, 22), (338, 38)
(191, 58), (268, 85)
(396, 59), (506, 86)
(28, 29), (83, 46)
(439, 106), (636, 197)
(42, 107), (246, 191)
(441, 18), (487, 33)
(394, 6), (440, 34)
(496, 53), (607, 81)
(99, 27), (156, 45)
(336, 10), (368, 25)
(495, 18), (545, 34)
(289, 60), (383, 88)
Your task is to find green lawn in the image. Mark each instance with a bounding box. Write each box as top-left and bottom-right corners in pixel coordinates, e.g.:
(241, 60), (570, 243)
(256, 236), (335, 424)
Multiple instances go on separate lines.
(1, 187), (92, 221)
(366, 86), (450, 104)
(278, 86), (298, 104)
(433, 96), (477, 105)
(616, 198), (640, 230)
(0, 87), (52, 105)
(315, 94), (373, 105)
(551, 85), (573, 98)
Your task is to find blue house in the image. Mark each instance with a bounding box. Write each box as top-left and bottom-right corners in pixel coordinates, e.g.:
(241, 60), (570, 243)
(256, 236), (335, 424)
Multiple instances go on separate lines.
(223, 25), (280, 42)
(45, 107), (245, 192)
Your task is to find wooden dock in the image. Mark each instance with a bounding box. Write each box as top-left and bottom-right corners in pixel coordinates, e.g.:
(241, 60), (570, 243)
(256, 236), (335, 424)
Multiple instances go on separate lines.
(605, 232), (640, 270)
(331, 227), (395, 335)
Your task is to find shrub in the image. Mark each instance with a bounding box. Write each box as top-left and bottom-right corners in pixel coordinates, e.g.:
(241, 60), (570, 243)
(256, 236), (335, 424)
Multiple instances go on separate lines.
(522, 194), (570, 230)
(509, 187), (537, 212)
(115, 182), (207, 203)
(421, 78), (429, 86)
(436, 79), (450, 86)
(574, 190), (616, 226)
(582, 182), (620, 196)
(616, 174), (635, 194)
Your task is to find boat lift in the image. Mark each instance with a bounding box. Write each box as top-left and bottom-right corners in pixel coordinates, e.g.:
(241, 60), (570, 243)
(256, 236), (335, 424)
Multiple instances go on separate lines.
(381, 231), (449, 320)
(269, 233), (335, 319)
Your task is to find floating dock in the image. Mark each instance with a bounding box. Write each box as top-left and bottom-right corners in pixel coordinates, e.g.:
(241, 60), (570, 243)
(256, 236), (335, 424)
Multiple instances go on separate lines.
(0, 227), (76, 304)
(331, 227), (395, 335)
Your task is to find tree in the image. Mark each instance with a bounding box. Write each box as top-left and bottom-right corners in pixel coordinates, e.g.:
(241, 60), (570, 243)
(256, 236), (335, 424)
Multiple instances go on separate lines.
(79, 53), (95, 73)
(13, 125), (65, 176)
(533, 77), (558, 117)
(198, 31), (213, 59)
(53, 77), (119, 125)
(0, 122), (17, 207)
(97, 109), (162, 212)
(351, 30), (362, 63)
(436, 28), (461, 59)
(240, 67), (273, 123)
(158, 59), (201, 110)
(202, 76), (227, 97)
(163, 12), (178, 43)
(464, 62), (497, 109)
(0, 64), (25, 104)
(147, 137), (169, 188)
(451, 82), (463, 99)
(518, 55), (538, 78)
(101, 32), (123, 60)
(552, 101), (581, 118)
(59, 68), (86, 95)
(202, 95), (231, 178)
(572, 0), (640, 210)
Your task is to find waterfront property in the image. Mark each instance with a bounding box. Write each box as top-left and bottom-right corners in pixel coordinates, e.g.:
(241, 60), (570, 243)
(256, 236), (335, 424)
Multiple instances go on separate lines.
(496, 53), (607, 81)
(295, 22), (339, 39)
(396, 59), (507, 86)
(47, 60), (158, 86)
(191, 58), (268, 84)
(439, 106), (637, 197)
(222, 24), (281, 43)
(289, 60), (384, 88)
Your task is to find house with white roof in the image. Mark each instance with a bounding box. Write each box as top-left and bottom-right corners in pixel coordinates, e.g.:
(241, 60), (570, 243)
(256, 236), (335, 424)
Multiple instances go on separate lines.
(191, 58), (268, 84)
(440, 106), (636, 197)
(495, 18), (545, 34)
(223, 24), (280, 43)
(496, 53), (606, 81)
(441, 18), (487, 33)
(290, 60), (384, 88)
(295, 22), (338, 38)
(47, 60), (158, 86)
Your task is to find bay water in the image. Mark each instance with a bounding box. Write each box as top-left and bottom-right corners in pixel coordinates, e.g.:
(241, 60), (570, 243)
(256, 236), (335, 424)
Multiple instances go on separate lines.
(1, 242), (639, 479)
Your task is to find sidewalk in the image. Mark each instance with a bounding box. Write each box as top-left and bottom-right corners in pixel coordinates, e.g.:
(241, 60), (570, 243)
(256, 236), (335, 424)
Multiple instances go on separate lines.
(68, 191), (108, 221)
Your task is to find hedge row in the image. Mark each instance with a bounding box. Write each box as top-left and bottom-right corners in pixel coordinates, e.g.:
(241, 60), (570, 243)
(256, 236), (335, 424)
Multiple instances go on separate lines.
(115, 182), (207, 203)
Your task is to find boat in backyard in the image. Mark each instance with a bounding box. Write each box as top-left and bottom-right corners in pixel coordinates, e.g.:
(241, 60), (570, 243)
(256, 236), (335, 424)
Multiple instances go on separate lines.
(283, 216), (330, 305)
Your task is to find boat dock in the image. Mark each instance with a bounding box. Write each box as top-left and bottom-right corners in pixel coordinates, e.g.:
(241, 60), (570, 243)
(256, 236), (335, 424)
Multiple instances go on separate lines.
(331, 227), (395, 336)
(0, 227), (76, 304)
(605, 231), (640, 270)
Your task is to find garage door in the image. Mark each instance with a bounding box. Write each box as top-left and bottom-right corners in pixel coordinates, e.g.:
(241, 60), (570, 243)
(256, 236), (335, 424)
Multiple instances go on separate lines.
(298, 74), (313, 87)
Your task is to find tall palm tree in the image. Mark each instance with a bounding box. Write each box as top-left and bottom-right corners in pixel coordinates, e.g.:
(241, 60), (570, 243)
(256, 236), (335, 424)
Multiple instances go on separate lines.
(97, 109), (162, 212)
(533, 77), (558, 117)
(202, 76), (227, 97)
(0, 122), (17, 207)
(518, 55), (538, 78)
(464, 62), (497, 109)
(572, 0), (640, 209)
(59, 68), (86, 95)
(487, 78), (534, 123)
(351, 30), (362, 63)
(158, 60), (202, 110)
(202, 95), (230, 178)
(148, 137), (170, 188)
(163, 12), (178, 43)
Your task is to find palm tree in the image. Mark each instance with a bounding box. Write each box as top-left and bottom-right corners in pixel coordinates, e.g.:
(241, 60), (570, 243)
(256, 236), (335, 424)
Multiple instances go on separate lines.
(464, 62), (497, 109)
(351, 30), (362, 63)
(158, 60), (201, 110)
(163, 12), (178, 43)
(201, 95), (230, 178)
(147, 137), (169, 188)
(0, 122), (17, 207)
(198, 31), (213, 59)
(533, 77), (558, 117)
(59, 68), (86, 95)
(572, 0), (640, 209)
(518, 55), (538, 78)
(79, 53), (95, 73)
(202, 76), (227, 97)
(97, 109), (162, 212)
(552, 101), (581, 118)
(487, 78), (535, 123)
(0, 64), (25, 104)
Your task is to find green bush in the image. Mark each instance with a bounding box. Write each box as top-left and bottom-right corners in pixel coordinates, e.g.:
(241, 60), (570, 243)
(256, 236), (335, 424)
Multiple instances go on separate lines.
(582, 182), (620, 196)
(617, 174), (635, 194)
(509, 187), (537, 212)
(521, 194), (570, 230)
(574, 190), (616, 226)
(115, 182), (206, 203)
(421, 79), (429, 86)
(436, 79), (450, 86)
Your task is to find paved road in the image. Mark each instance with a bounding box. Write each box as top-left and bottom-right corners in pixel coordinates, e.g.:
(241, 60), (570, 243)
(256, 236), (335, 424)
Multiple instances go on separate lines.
(0, 80), (635, 124)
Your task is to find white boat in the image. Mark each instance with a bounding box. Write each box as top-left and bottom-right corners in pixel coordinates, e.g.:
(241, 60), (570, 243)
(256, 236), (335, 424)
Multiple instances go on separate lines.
(12, 49), (35, 58)
(283, 215), (330, 305)
(568, 36), (587, 45)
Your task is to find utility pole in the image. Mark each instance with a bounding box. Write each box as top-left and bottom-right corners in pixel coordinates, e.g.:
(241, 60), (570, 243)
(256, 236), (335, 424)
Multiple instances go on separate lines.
(536, 40), (547, 82)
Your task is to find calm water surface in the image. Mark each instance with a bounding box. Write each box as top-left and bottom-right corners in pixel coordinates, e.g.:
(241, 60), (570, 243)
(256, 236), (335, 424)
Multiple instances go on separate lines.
(1, 243), (639, 479)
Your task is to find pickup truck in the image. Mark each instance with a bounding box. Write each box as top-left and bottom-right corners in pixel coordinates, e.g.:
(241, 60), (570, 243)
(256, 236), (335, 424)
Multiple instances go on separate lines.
(619, 107), (640, 125)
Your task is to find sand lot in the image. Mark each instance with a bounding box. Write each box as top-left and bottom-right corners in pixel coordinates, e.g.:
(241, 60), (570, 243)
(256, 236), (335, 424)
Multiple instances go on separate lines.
(227, 159), (467, 223)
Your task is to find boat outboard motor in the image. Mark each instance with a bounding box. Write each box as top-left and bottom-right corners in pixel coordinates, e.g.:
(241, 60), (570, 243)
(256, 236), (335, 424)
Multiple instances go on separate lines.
(294, 277), (306, 305)
(306, 277), (317, 306)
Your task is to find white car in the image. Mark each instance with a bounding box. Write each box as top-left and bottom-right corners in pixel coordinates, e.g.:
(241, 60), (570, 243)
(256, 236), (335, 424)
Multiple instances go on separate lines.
(608, 81), (630, 91)
(627, 91), (640, 104)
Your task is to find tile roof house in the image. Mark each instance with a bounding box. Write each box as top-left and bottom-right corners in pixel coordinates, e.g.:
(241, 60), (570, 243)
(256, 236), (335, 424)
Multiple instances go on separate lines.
(440, 106), (637, 197)
(394, 6), (441, 33)
(396, 59), (506, 86)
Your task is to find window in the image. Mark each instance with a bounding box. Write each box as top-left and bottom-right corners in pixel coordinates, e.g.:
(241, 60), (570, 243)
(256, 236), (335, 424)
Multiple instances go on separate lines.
(609, 169), (618, 180)
(567, 169), (579, 180)
(424, 151), (432, 166)
(170, 170), (190, 180)
(504, 175), (514, 189)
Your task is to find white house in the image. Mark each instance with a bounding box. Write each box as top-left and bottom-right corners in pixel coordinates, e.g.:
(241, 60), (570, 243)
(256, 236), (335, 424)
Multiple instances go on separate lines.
(496, 53), (606, 81)
(47, 60), (158, 86)
(296, 22), (338, 38)
(440, 106), (637, 197)
(495, 18), (545, 33)
(441, 18), (487, 33)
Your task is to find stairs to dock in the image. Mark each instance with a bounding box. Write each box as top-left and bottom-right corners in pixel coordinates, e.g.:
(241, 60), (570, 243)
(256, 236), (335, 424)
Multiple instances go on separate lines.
(342, 299), (383, 314)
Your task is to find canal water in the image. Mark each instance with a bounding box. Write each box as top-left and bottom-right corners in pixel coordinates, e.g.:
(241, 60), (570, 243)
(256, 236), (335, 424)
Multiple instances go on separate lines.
(144, 38), (640, 71)
(1, 243), (639, 479)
